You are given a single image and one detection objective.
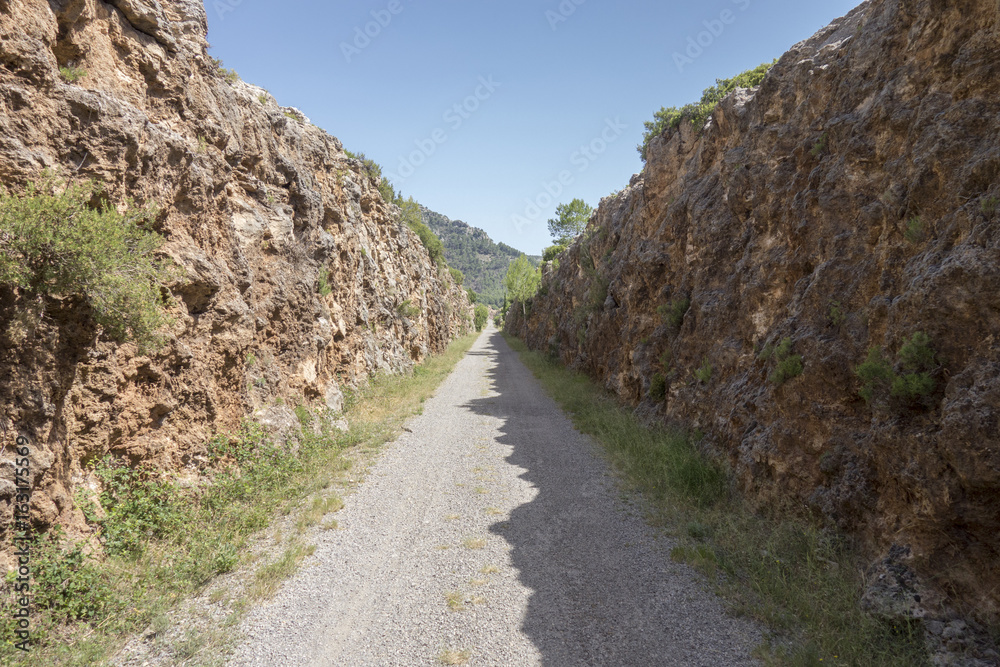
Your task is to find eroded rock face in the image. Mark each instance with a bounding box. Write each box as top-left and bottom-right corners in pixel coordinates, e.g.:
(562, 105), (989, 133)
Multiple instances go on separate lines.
(0, 0), (471, 556)
(510, 0), (1000, 631)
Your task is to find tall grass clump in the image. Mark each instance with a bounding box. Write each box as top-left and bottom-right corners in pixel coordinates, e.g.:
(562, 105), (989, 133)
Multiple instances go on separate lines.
(504, 333), (929, 666)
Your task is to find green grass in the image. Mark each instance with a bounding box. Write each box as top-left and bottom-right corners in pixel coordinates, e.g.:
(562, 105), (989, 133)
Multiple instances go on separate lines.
(504, 333), (929, 666)
(0, 331), (480, 666)
(58, 66), (87, 83)
(639, 61), (774, 161)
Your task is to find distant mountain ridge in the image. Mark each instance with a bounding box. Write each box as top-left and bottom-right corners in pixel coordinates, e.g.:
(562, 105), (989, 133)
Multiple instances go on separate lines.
(420, 206), (537, 307)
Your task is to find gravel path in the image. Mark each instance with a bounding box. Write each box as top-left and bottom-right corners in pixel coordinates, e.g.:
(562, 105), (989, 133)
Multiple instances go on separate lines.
(230, 326), (761, 666)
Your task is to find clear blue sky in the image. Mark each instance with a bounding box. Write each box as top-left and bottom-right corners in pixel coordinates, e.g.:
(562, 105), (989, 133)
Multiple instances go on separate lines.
(207, 0), (860, 256)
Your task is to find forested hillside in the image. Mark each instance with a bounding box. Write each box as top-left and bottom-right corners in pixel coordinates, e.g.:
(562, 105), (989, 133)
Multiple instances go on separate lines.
(420, 206), (536, 307)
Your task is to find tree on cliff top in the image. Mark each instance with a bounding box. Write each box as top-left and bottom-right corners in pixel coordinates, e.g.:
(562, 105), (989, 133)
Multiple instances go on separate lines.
(547, 199), (593, 246)
(504, 254), (540, 316)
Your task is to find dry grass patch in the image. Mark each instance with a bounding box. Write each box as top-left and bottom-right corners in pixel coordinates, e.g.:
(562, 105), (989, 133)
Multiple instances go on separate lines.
(485, 506), (503, 516)
(249, 541), (316, 600)
(469, 578), (487, 587)
(444, 590), (466, 612)
(463, 537), (486, 550)
(480, 564), (500, 574)
(444, 513), (461, 521)
(439, 648), (472, 664)
(474, 486), (489, 495)
(296, 495), (344, 533)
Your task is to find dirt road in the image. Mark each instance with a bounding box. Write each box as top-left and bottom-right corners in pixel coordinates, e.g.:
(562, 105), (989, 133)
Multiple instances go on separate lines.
(230, 326), (760, 666)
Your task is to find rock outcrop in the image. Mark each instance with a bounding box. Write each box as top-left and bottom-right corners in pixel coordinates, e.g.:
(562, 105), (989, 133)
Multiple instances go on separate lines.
(0, 0), (471, 560)
(509, 0), (1000, 639)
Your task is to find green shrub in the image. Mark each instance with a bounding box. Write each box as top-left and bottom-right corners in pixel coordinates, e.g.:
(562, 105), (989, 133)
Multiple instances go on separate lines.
(588, 274), (609, 310)
(768, 337), (804, 385)
(982, 195), (999, 216)
(904, 216), (926, 244)
(658, 296), (691, 331)
(695, 357), (713, 384)
(856, 333), (937, 406)
(398, 197), (445, 265)
(449, 267), (464, 285)
(856, 347), (894, 404)
(809, 132), (829, 158)
(542, 242), (569, 262)
(639, 61), (774, 161)
(649, 373), (667, 400)
(892, 331), (937, 400)
(396, 299), (421, 319)
(209, 57), (239, 84)
(58, 66), (87, 83)
(466, 289), (478, 304)
(828, 300), (846, 327)
(94, 457), (185, 558)
(0, 176), (172, 350)
(473, 303), (489, 331)
(317, 268), (332, 296)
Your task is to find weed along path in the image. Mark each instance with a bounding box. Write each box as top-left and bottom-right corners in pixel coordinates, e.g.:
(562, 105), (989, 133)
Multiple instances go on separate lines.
(230, 325), (760, 666)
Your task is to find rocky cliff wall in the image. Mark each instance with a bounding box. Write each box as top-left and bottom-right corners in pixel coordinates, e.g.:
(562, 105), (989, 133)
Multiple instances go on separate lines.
(0, 0), (471, 560)
(509, 0), (1000, 629)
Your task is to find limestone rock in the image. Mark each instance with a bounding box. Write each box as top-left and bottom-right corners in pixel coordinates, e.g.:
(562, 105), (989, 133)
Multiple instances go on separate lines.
(509, 0), (1000, 636)
(0, 0), (473, 564)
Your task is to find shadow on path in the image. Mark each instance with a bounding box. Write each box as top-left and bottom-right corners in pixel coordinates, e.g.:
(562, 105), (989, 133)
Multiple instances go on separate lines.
(457, 330), (759, 666)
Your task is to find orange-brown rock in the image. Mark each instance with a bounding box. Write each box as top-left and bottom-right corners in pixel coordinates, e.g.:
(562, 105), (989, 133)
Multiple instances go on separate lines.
(509, 0), (1000, 637)
(0, 0), (471, 560)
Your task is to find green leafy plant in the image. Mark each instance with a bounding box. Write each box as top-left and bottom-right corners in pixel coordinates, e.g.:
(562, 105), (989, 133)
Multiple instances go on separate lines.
(828, 300), (846, 327)
(257, 93), (269, 105)
(768, 337), (804, 385)
(196, 135), (209, 153)
(694, 357), (713, 384)
(809, 132), (829, 158)
(317, 268), (332, 296)
(639, 61), (774, 161)
(904, 216), (926, 244)
(856, 347), (894, 404)
(658, 296), (691, 331)
(449, 267), (464, 285)
(473, 303), (489, 332)
(209, 57), (240, 84)
(94, 456), (185, 557)
(542, 242), (568, 262)
(0, 175), (173, 350)
(891, 331), (937, 401)
(396, 299), (421, 319)
(856, 332), (937, 406)
(982, 195), (999, 216)
(466, 289), (477, 304)
(649, 373), (667, 400)
(58, 66), (88, 83)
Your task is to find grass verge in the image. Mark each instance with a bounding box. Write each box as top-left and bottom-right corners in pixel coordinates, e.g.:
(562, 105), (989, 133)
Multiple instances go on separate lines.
(503, 333), (928, 666)
(0, 330), (480, 666)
